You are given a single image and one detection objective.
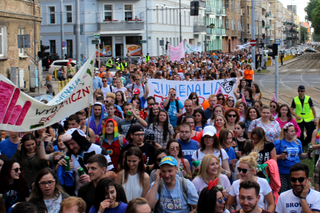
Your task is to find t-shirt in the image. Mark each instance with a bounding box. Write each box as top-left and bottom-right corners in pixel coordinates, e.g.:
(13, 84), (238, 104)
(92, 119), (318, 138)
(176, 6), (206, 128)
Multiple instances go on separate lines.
(149, 176), (198, 213)
(0, 138), (18, 159)
(224, 147), (237, 164)
(120, 143), (155, 166)
(275, 189), (320, 213)
(248, 118), (281, 142)
(88, 202), (128, 213)
(274, 139), (303, 174)
(232, 210), (270, 213)
(118, 118), (139, 137)
(163, 100), (183, 128)
(204, 108), (214, 120)
(101, 85), (112, 98)
(229, 177), (272, 210)
(177, 139), (199, 170)
(257, 142), (275, 165)
(192, 175), (230, 195)
(191, 149), (229, 166)
(44, 193), (62, 213)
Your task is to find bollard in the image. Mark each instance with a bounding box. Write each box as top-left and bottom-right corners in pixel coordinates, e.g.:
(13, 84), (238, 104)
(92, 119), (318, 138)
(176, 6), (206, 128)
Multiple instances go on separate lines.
(54, 68), (57, 81)
(58, 81), (61, 92)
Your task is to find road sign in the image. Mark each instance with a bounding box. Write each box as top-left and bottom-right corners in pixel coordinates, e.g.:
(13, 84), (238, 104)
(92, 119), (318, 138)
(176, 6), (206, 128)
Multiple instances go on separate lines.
(92, 39), (100, 44)
(275, 39), (281, 45)
(140, 40), (147, 43)
(250, 39), (257, 47)
(102, 48), (107, 56)
(94, 34), (100, 39)
(62, 41), (66, 47)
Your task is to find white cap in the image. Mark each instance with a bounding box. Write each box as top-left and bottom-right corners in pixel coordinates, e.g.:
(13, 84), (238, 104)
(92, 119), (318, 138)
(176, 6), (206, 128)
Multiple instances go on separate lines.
(202, 126), (217, 137)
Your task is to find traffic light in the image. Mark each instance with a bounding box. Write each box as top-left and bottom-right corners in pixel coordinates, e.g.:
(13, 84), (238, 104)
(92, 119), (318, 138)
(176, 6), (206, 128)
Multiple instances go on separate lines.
(259, 43), (264, 48)
(38, 45), (49, 59)
(190, 1), (199, 16)
(267, 43), (278, 57)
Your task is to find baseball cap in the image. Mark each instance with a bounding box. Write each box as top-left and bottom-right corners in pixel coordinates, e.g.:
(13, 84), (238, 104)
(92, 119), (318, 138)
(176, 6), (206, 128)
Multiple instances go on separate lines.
(133, 88), (140, 95)
(298, 85), (305, 90)
(202, 126), (217, 137)
(160, 156), (177, 167)
(130, 124), (144, 134)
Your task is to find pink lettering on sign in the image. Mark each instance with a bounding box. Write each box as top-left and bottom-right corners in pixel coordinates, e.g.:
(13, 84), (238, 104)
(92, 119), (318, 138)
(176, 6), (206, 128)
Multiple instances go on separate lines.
(0, 81), (32, 126)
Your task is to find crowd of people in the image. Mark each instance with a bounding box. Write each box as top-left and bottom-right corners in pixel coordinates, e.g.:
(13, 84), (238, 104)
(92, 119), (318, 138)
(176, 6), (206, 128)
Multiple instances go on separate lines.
(0, 51), (320, 213)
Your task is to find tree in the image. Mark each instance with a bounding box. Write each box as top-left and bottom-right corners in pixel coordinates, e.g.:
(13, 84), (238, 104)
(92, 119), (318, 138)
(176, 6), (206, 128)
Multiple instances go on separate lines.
(300, 27), (309, 43)
(305, 0), (320, 21)
(311, 4), (320, 34)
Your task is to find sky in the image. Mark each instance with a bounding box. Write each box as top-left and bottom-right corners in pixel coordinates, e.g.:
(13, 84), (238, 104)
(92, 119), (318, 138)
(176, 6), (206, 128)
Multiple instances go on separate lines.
(280, 0), (308, 22)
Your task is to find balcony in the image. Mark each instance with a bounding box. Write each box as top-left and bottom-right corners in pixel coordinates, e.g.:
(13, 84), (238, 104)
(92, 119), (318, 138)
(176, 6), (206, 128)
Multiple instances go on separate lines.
(206, 6), (216, 14)
(205, 7), (226, 16)
(216, 8), (226, 16)
(206, 28), (226, 35)
(97, 20), (145, 31)
(194, 20), (206, 32)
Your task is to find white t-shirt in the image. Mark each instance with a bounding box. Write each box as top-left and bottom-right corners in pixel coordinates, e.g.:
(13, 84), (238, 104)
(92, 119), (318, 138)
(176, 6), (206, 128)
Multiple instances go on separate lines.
(192, 175), (231, 195)
(192, 149), (229, 166)
(229, 177), (272, 210)
(275, 189), (320, 213)
(113, 87), (128, 101)
(101, 85), (112, 98)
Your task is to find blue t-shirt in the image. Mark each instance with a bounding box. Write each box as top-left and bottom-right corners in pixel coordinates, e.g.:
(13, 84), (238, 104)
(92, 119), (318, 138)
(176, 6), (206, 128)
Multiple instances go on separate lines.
(0, 138), (18, 159)
(128, 97), (147, 109)
(163, 100), (183, 127)
(88, 202), (127, 213)
(150, 175), (198, 213)
(274, 139), (303, 174)
(224, 147), (237, 164)
(195, 124), (208, 132)
(177, 138), (199, 170)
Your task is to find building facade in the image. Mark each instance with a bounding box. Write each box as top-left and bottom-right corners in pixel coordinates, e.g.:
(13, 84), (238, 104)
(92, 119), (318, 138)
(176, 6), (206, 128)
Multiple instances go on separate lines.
(0, 0), (42, 89)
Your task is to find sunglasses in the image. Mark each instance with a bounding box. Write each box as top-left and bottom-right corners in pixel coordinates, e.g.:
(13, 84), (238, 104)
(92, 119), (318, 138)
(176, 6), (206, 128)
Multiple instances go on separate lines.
(298, 90), (305, 93)
(104, 101), (109, 103)
(192, 97), (198, 99)
(237, 167), (252, 174)
(228, 114), (237, 118)
(290, 177), (306, 183)
(156, 158), (162, 162)
(218, 98), (224, 100)
(170, 146), (179, 151)
(217, 197), (226, 204)
(270, 105), (277, 108)
(227, 99), (234, 102)
(12, 168), (21, 173)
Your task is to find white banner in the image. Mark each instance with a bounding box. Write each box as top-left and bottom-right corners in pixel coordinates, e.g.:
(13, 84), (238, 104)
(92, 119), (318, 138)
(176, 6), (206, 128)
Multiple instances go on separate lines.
(147, 79), (237, 106)
(0, 53), (95, 132)
(234, 42), (251, 51)
(185, 43), (202, 54)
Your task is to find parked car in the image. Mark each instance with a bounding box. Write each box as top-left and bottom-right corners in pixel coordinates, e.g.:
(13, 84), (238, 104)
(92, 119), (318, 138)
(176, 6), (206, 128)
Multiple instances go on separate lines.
(48, 60), (77, 75)
(304, 48), (317, 53)
(42, 55), (60, 71)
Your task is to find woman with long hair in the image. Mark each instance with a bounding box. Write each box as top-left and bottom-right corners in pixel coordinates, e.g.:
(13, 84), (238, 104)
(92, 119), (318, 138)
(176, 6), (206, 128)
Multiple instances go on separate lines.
(0, 160), (29, 211)
(274, 122), (308, 194)
(253, 100), (263, 112)
(12, 133), (48, 188)
(244, 106), (261, 134)
(270, 100), (279, 119)
(312, 117), (320, 166)
(148, 110), (174, 148)
(115, 91), (126, 109)
(226, 96), (235, 109)
(251, 83), (262, 101)
(219, 129), (237, 165)
(166, 140), (192, 180)
(217, 94), (227, 110)
(90, 178), (127, 213)
(193, 109), (208, 132)
(192, 126), (231, 178)
(276, 104), (301, 138)
(224, 108), (240, 131)
(192, 154), (230, 195)
(214, 114), (228, 137)
(243, 86), (254, 107)
(189, 92), (202, 110)
(149, 148), (169, 184)
(207, 105), (224, 126)
(233, 78), (247, 99)
(29, 168), (69, 213)
(234, 122), (248, 156)
(226, 152), (275, 212)
(251, 127), (277, 164)
(175, 116), (201, 142)
(115, 147), (149, 201)
(145, 103), (160, 126)
(248, 105), (281, 143)
(236, 101), (247, 122)
(131, 95), (148, 120)
(197, 187), (228, 213)
(113, 78), (129, 101)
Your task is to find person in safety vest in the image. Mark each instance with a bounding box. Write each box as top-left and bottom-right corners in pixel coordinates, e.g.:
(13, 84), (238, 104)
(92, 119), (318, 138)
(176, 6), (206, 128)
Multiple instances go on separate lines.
(144, 53), (150, 62)
(120, 59), (128, 71)
(290, 85), (317, 148)
(106, 57), (114, 68)
(115, 58), (121, 70)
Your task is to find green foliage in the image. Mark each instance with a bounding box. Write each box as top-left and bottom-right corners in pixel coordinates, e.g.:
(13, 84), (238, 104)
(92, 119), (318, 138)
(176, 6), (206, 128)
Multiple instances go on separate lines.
(305, 0), (320, 22)
(300, 27), (309, 43)
(312, 4), (320, 34)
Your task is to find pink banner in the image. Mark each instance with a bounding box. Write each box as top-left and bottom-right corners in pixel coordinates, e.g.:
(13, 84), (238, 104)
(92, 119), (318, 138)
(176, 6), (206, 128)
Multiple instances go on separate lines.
(170, 41), (185, 62)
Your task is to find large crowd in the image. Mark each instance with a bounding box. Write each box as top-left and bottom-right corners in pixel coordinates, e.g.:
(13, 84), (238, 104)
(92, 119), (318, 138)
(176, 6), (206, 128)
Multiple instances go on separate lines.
(0, 51), (320, 213)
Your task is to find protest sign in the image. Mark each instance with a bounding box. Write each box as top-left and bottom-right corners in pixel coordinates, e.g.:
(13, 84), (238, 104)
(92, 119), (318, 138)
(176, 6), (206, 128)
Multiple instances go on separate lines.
(148, 78), (237, 106)
(185, 43), (202, 54)
(0, 53), (95, 132)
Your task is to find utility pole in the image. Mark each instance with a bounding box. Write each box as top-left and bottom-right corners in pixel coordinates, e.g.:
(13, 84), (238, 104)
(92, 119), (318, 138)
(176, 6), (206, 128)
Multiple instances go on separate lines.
(146, 0), (149, 53)
(251, 0), (255, 69)
(179, 0), (182, 42)
(76, 0), (80, 69)
(60, 0), (65, 58)
(205, 15), (207, 52)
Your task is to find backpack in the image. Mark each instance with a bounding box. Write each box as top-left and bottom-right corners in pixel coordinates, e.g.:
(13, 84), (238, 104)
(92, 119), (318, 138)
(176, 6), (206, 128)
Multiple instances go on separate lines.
(154, 177), (189, 213)
(164, 99), (180, 112)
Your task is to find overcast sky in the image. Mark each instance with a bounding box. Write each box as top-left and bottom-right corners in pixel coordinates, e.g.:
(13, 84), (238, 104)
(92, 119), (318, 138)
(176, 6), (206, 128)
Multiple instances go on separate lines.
(280, 0), (308, 22)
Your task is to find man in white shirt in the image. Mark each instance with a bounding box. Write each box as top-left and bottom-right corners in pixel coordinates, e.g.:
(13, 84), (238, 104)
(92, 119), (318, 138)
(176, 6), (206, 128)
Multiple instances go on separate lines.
(276, 162), (320, 213)
(101, 76), (112, 99)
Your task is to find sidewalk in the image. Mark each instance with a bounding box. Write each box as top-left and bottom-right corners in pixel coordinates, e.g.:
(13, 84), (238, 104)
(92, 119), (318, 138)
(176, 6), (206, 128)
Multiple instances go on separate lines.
(263, 57), (300, 72)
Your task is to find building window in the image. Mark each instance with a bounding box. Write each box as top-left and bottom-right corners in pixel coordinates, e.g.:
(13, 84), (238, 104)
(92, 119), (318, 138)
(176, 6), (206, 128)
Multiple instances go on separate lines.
(124, 5), (133, 21)
(0, 27), (6, 57)
(103, 5), (113, 21)
(50, 40), (56, 54)
(226, 19), (229, 28)
(67, 40), (73, 58)
(65, 5), (72, 23)
(49, 6), (56, 24)
(18, 28), (25, 56)
(247, 24), (250, 33)
(225, 0), (229, 8)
